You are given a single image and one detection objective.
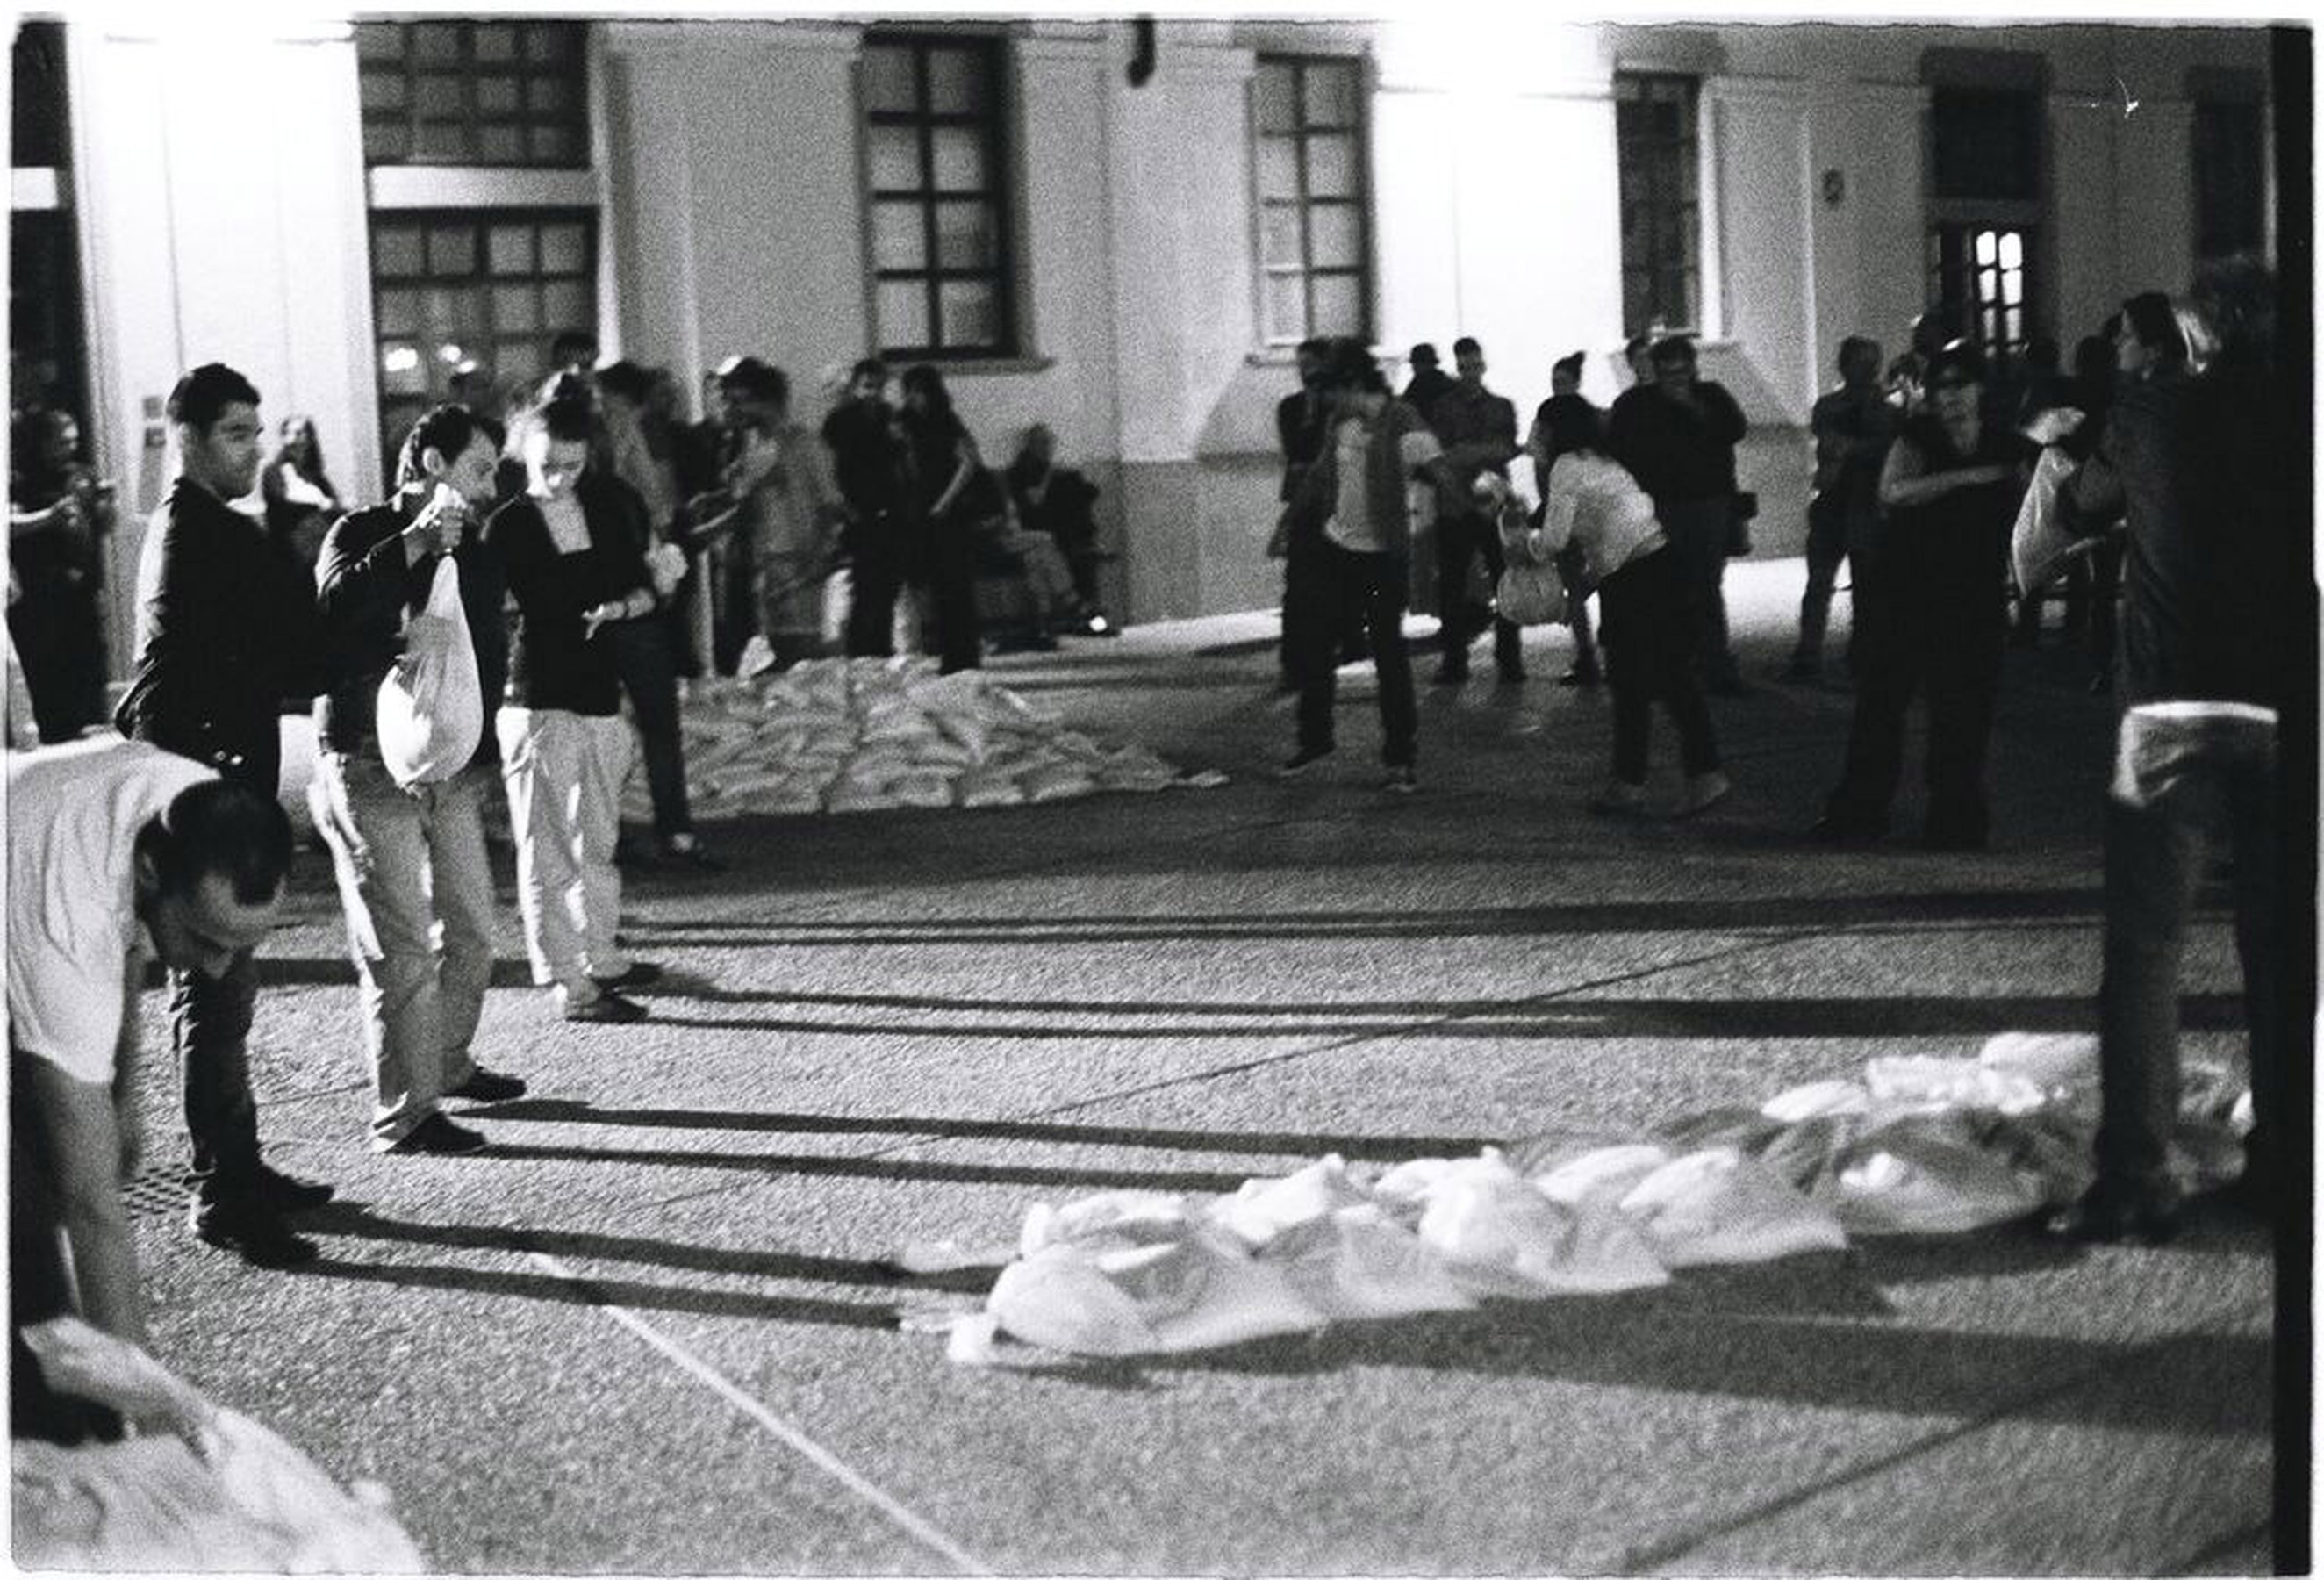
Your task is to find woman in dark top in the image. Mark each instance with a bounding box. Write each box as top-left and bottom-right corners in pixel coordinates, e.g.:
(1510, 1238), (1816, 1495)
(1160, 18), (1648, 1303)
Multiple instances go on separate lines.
(488, 384), (661, 1023)
(1815, 342), (2031, 850)
(7, 406), (115, 738)
(897, 363), (982, 672)
(261, 414), (341, 570)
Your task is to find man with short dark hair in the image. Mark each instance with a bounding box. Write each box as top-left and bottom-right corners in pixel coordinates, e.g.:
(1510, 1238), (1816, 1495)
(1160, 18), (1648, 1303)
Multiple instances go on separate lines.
(313, 404), (528, 1159)
(1402, 342), (1456, 422)
(1606, 335), (1751, 693)
(114, 363), (331, 1268)
(10, 740), (291, 1438)
(821, 358), (914, 658)
(550, 330), (599, 376)
(1277, 339), (1447, 792)
(1790, 335), (1895, 680)
(1273, 337), (1336, 688)
(1428, 336), (1524, 685)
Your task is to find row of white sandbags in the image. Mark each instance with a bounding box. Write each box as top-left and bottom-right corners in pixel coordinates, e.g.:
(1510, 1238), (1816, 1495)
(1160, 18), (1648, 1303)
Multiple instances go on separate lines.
(914, 1032), (2251, 1365)
(628, 657), (1209, 821)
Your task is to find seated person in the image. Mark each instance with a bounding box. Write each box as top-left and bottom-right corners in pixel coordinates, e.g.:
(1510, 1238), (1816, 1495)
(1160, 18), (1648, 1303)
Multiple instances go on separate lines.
(958, 466), (1086, 650)
(1004, 425), (1113, 635)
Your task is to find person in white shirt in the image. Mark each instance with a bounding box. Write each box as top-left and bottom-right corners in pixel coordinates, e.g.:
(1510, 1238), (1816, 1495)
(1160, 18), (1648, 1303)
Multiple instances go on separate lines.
(9, 737), (293, 1437)
(1505, 395), (1727, 818)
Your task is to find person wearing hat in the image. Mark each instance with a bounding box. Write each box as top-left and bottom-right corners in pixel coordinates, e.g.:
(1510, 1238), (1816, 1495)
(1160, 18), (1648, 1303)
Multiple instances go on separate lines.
(1812, 341), (2032, 849)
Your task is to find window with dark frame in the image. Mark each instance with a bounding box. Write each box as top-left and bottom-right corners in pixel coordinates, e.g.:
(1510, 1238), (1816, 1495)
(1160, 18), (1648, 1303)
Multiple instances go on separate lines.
(367, 209), (596, 478)
(2192, 97), (2265, 260)
(356, 19), (589, 169)
(1253, 55), (1371, 347)
(1614, 72), (1701, 338)
(1925, 84), (2043, 366)
(11, 20), (86, 426)
(12, 20), (69, 170)
(863, 32), (1015, 360)
(1926, 223), (2034, 367)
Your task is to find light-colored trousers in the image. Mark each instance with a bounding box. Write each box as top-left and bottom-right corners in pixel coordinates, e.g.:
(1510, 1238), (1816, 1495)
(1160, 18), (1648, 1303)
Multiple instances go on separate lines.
(497, 707), (633, 1002)
(315, 751), (498, 1148)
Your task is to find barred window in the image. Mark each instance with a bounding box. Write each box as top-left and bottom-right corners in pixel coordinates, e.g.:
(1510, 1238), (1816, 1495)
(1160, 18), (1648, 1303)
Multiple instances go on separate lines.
(863, 33), (1015, 359)
(368, 210), (596, 477)
(357, 20), (589, 169)
(1615, 73), (1700, 337)
(1253, 55), (1370, 346)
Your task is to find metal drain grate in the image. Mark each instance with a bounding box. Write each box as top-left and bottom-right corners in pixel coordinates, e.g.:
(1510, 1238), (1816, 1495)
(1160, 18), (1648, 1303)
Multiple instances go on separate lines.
(122, 1166), (192, 1221)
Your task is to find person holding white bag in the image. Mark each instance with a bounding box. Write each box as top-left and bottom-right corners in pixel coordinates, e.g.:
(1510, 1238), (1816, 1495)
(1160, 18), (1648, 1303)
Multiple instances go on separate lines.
(488, 382), (663, 1023)
(313, 404), (527, 1155)
(1494, 394), (1726, 819)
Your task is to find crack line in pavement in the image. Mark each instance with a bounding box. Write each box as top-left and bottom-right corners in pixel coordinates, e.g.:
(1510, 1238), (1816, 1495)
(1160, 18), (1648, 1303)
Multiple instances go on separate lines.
(522, 1249), (995, 1576)
(1605, 1296), (2278, 1576)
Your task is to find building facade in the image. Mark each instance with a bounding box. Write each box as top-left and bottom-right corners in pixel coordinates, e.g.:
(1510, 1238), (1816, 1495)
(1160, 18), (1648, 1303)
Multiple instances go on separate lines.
(11, 15), (2279, 663)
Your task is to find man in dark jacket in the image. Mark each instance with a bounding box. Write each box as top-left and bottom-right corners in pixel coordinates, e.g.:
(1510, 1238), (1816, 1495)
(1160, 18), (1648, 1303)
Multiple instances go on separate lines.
(821, 357), (914, 657)
(113, 363), (333, 1268)
(2050, 269), (2299, 1242)
(312, 403), (528, 1160)
(1273, 338), (1335, 688)
(1427, 336), (1524, 684)
(1607, 335), (1751, 692)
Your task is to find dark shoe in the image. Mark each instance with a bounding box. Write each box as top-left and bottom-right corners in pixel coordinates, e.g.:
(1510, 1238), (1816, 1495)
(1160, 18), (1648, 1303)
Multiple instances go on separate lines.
(2048, 1176), (2182, 1244)
(1920, 824), (1990, 852)
(1496, 664), (1526, 686)
(656, 834), (725, 872)
(2087, 669), (2112, 695)
(190, 1199), (319, 1268)
(384, 1113), (489, 1156)
(446, 1066), (527, 1103)
(1277, 744), (1334, 779)
(564, 988), (649, 1024)
(1809, 812), (1885, 845)
(1707, 675), (1754, 698)
(252, 1161), (335, 1214)
(1674, 770), (1732, 819)
(1558, 663), (1601, 688)
(590, 961), (663, 991)
(1587, 779), (1648, 817)
(1379, 764), (1418, 794)
(1431, 663), (1469, 686)
(1784, 656), (1821, 682)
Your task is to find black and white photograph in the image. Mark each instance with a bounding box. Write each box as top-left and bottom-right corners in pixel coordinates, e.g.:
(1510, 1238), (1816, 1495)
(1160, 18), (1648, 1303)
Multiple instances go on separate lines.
(4, 1), (2311, 1571)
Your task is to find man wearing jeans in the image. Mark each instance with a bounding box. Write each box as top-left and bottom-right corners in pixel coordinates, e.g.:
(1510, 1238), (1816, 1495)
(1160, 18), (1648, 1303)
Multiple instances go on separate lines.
(114, 363), (333, 1268)
(313, 404), (528, 1158)
(2050, 262), (2298, 1242)
(1276, 340), (1446, 793)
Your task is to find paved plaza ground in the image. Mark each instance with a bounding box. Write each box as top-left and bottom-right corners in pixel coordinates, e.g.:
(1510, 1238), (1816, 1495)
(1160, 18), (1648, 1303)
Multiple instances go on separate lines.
(118, 557), (2285, 1575)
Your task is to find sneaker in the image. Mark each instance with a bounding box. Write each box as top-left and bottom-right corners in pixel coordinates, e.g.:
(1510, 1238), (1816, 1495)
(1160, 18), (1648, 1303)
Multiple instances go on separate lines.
(563, 988), (649, 1023)
(384, 1113), (489, 1156)
(252, 1161), (335, 1214)
(445, 1066), (527, 1103)
(189, 1199), (319, 1268)
(1558, 663), (1601, 688)
(1379, 765), (1418, 794)
(2046, 1176), (2181, 1245)
(590, 961), (663, 991)
(1675, 771), (1732, 818)
(1276, 745), (1334, 779)
(1587, 780), (1648, 816)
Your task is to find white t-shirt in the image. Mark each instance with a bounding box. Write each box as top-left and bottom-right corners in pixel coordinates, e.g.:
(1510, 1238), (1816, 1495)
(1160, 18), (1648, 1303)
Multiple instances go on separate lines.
(1324, 413), (1443, 554)
(7, 736), (212, 1083)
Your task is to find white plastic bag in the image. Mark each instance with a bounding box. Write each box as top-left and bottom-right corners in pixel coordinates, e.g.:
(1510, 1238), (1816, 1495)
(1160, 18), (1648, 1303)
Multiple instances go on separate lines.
(374, 558), (481, 787)
(1616, 1146), (1849, 1268)
(1495, 558), (1566, 628)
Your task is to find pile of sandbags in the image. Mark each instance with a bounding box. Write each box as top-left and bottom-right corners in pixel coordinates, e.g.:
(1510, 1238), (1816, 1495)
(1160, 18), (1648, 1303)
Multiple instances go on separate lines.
(12, 1318), (425, 1572)
(635, 657), (1208, 822)
(909, 1031), (2251, 1366)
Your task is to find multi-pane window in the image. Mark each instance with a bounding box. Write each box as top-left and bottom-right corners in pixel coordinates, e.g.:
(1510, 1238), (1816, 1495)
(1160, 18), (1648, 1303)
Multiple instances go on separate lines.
(1253, 55), (1370, 346)
(368, 211), (595, 476)
(1614, 73), (1700, 337)
(12, 19), (68, 170)
(863, 33), (1014, 360)
(1930, 88), (2040, 202)
(356, 20), (588, 169)
(2192, 97), (2265, 259)
(1927, 224), (2034, 365)
(11, 20), (83, 425)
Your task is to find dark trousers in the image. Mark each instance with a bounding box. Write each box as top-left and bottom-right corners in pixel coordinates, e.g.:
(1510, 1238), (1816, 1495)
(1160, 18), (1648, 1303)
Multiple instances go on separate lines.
(1434, 509), (1522, 674)
(2096, 724), (2282, 1191)
(10, 1054), (123, 1444)
(1288, 537), (1416, 765)
(169, 949), (265, 1203)
(8, 579), (110, 741)
(1599, 549), (1720, 783)
(1824, 587), (2005, 839)
(1658, 497), (1739, 686)
(1795, 495), (1869, 669)
(922, 525), (982, 674)
(844, 514), (907, 658)
(613, 616), (693, 842)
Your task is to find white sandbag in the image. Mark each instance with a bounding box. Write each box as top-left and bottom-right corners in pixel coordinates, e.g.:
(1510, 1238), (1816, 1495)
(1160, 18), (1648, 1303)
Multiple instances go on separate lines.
(986, 1246), (1158, 1355)
(1616, 1146), (1849, 1268)
(1863, 1055), (2048, 1116)
(824, 781), (903, 815)
(1819, 1113), (2048, 1235)
(736, 635), (778, 679)
(1371, 1155), (1460, 1222)
(1977, 1031), (2099, 1092)
(1018, 762), (1097, 803)
(1416, 1154), (1670, 1296)
(888, 772), (955, 810)
(1761, 1079), (1872, 1124)
(1020, 1189), (1193, 1258)
(956, 770), (1027, 808)
(907, 736), (976, 771)
(1264, 1203), (1475, 1321)
(1106, 1229), (1324, 1353)
(1529, 1142), (1673, 1209)
(375, 558), (482, 787)
(1207, 1155), (1373, 1249)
